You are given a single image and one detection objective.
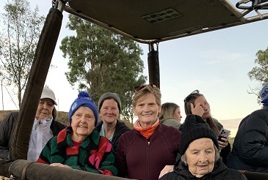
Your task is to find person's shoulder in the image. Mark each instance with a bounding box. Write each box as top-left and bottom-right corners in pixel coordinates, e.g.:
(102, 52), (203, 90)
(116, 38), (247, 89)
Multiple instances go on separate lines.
(53, 119), (66, 126)
(161, 118), (181, 129)
(119, 128), (136, 139)
(116, 120), (131, 130)
(159, 171), (180, 180)
(159, 123), (181, 134)
(1, 111), (19, 124)
(223, 168), (247, 179)
(244, 108), (268, 121)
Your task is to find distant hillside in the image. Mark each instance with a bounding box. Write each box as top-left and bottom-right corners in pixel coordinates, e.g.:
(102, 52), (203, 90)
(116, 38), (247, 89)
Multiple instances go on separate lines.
(219, 118), (242, 138)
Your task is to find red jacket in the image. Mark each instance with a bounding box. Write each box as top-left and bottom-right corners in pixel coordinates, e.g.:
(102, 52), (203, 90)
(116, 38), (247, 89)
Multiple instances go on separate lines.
(116, 124), (181, 180)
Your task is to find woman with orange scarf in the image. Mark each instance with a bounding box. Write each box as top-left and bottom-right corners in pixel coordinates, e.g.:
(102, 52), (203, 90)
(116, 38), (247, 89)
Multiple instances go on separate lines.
(116, 84), (181, 180)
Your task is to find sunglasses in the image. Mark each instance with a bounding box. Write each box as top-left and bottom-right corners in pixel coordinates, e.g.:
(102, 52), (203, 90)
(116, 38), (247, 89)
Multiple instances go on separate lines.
(184, 90), (200, 103)
(134, 84), (157, 91)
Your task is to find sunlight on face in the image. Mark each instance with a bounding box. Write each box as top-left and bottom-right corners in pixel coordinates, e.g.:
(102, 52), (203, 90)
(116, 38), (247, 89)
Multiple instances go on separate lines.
(194, 96), (211, 119)
(71, 106), (95, 142)
(99, 99), (119, 124)
(134, 93), (161, 127)
(185, 138), (215, 178)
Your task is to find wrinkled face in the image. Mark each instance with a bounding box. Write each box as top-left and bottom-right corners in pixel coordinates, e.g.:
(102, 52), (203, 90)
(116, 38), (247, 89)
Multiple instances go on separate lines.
(134, 93), (161, 127)
(173, 107), (182, 122)
(35, 98), (54, 120)
(99, 99), (120, 124)
(71, 106), (95, 141)
(194, 96), (211, 119)
(185, 138), (215, 178)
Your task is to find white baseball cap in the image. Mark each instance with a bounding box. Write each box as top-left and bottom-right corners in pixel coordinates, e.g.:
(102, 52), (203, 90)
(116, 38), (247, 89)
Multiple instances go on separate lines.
(40, 86), (57, 105)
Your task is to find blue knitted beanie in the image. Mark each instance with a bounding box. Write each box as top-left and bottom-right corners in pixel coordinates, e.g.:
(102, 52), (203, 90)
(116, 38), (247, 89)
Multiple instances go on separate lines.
(260, 83), (268, 105)
(68, 91), (98, 126)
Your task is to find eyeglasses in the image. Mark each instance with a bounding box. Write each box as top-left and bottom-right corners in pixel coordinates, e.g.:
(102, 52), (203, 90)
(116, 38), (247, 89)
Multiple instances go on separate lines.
(134, 84), (157, 92)
(184, 90), (199, 103)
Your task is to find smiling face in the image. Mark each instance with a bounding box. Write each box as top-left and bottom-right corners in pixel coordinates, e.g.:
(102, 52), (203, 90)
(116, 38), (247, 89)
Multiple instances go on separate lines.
(35, 98), (54, 120)
(185, 138), (215, 178)
(71, 106), (96, 142)
(134, 93), (161, 127)
(194, 96), (211, 119)
(99, 99), (120, 124)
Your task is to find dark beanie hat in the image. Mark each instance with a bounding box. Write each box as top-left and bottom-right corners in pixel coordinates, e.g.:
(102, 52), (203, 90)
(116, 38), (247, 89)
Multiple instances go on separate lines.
(68, 91), (98, 126)
(98, 92), (122, 113)
(180, 115), (219, 155)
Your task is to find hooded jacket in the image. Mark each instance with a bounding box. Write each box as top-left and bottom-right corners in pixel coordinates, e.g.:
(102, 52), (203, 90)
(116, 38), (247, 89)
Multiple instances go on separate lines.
(160, 160), (246, 180)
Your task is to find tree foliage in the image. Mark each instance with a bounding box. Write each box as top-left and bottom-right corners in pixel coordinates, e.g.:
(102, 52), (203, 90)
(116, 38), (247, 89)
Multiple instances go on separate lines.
(60, 15), (146, 122)
(0, 0), (44, 108)
(248, 47), (268, 84)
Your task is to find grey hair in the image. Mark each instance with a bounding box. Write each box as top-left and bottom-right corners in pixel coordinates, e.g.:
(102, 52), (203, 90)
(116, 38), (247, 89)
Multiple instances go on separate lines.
(181, 145), (220, 165)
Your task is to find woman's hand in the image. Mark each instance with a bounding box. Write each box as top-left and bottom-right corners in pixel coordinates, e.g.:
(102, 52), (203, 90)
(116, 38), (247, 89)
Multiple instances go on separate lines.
(50, 163), (72, 169)
(218, 137), (228, 150)
(190, 103), (204, 117)
(158, 165), (174, 178)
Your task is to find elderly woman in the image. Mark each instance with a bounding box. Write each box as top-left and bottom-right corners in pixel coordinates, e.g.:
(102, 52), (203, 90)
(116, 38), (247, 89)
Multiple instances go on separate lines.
(160, 104), (247, 180)
(116, 84), (181, 180)
(37, 91), (117, 176)
(183, 90), (230, 164)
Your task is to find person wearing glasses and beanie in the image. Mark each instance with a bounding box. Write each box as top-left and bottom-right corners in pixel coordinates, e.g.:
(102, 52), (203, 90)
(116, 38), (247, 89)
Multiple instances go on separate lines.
(37, 91), (117, 176)
(0, 85), (66, 161)
(227, 82), (268, 173)
(116, 84), (181, 180)
(96, 92), (130, 154)
(160, 104), (247, 180)
(183, 90), (230, 165)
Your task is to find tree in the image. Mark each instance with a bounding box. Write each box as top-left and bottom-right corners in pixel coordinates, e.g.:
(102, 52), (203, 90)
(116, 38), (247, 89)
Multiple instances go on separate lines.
(248, 47), (268, 99)
(60, 15), (146, 123)
(0, 0), (44, 108)
(248, 47), (268, 84)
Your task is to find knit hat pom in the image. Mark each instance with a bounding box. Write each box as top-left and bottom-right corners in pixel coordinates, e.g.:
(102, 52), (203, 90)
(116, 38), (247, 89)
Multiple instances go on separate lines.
(78, 91), (90, 99)
(68, 91), (98, 126)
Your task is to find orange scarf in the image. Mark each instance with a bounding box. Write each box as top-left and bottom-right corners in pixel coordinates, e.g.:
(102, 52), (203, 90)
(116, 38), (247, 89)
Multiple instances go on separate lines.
(134, 119), (160, 139)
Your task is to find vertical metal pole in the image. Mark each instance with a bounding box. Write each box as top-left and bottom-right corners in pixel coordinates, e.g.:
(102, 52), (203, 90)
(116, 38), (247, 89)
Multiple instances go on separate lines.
(11, 0), (65, 160)
(147, 43), (160, 88)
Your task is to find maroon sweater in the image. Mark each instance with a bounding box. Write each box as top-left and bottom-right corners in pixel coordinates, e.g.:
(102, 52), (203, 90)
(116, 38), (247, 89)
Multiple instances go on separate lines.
(116, 124), (181, 180)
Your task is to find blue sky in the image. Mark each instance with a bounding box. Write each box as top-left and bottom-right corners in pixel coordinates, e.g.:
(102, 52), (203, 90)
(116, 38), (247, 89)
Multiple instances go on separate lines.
(1, 1), (268, 121)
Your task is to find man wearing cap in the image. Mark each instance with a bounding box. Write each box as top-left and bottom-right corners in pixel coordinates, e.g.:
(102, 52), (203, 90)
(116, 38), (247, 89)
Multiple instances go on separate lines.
(0, 85), (66, 161)
(96, 92), (130, 153)
(227, 82), (268, 172)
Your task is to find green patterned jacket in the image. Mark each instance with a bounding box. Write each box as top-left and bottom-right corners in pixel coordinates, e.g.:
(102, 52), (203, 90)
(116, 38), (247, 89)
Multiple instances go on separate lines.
(37, 127), (117, 176)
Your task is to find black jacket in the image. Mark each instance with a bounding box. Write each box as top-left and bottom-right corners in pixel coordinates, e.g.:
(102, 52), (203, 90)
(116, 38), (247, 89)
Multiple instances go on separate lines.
(96, 120), (130, 153)
(227, 107), (268, 172)
(0, 112), (66, 160)
(160, 160), (247, 180)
